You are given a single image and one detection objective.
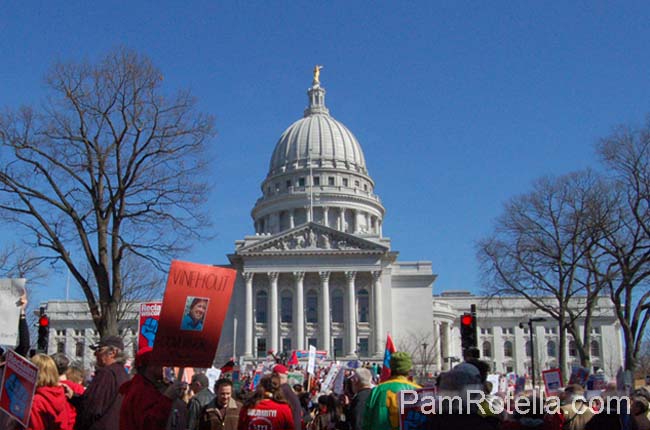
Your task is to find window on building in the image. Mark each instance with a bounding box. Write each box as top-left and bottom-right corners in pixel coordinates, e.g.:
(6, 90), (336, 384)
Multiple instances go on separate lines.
(306, 291), (318, 323)
(313, 177), (320, 186)
(482, 341), (492, 357)
(256, 290), (268, 324)
(358, 338), (369, 357)
(333, 338), (343, 356)
(328, 177), (335, 186)
(506, 365), (514, 373)
(547, 341), (557, 357)
(275, 183), (280, 192)
(298, 177), (305, 187)
(332, 290), (344, 323)
(256, 338), (267, 357)
(481, 328), (493, 335)
(354, 180), (360, 188)
(364, 184), (368, 191)
(76, 341), (84, 358)
(56, 329), (66, 336)
(267, 186), (271, 194)
(75, 329), (82, 336)
(591, 326), (601, 335)
(525, 340), (532, 357)
(307, 338), (318, 349)
(503, 327), (514, 335)
(590, 340), (600, 357)
(522, 328), (529, 334)
(281, 290), (292, 323)
(57, 341), (65, 354)
(282, 338), (292, 353)
(342, 178), (349, 187)
(286, 180), (292, 189)
(569, 340), (577, 357)
(545, 327), (557, 335)
(504, 341), (513, 357)
(357, 289), (369, 322)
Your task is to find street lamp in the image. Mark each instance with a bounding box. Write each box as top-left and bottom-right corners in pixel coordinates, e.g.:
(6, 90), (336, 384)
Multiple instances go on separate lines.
(520, 317), (546, 389)
(421, 343), (428, 377)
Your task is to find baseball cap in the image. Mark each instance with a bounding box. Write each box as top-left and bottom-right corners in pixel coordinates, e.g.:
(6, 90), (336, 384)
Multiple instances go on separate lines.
(273, 364), (288, 375)
(90, 335), (124, 351)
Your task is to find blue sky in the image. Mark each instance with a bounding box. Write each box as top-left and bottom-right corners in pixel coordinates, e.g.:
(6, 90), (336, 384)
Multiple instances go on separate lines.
(3, 2), (650, 306)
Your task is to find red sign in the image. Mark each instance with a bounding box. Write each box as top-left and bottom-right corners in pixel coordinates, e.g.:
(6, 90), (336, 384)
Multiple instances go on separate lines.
(150, 260), (236, 367)
(0, 350), (38, 427)
(542, 368), (563, 396)
(138, 302), (162, 350)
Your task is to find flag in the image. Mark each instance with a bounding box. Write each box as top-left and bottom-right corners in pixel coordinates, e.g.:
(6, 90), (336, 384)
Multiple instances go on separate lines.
(380, 333), (396, 382)
(287, 350), (299, 366)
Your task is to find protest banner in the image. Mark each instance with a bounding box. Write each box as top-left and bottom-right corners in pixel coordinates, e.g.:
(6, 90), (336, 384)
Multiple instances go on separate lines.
(399, 388), (436, 430)
(320, 364), (340, 393)
(295, 349), (328, 361)
(0, 350), (38, 427)
(542, 368), (563, 396)
(138, 301), (162, 350)
(287, 371), (305, 387)
(307, 345), (317, 375)
(568, 366), (590, 387)
(0, 279), (26, 346)
(150, 260), (237, 367)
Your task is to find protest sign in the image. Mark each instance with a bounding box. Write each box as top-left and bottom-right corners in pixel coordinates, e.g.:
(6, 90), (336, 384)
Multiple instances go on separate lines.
(487, 374), (500, 395)
(206, 367), (222, 393)
(307, 345), (317, 375)
(138, 301), (162, 350)
(515, 376), (526, 393)
(287, 372), (305, 387)
(542, 368), (563, 396)
(0, 350), (38, 427)
(399, 388), (436, 430)
(295, 349), (328, 361)
(150, 260), (236, 367)
(320, 364), (340, 393)
(568, 366), (590, 387)
(0, 279), (26, 346)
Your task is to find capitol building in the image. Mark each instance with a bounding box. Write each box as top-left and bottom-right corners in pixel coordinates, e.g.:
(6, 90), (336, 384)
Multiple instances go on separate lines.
(37, 73), (623, 378)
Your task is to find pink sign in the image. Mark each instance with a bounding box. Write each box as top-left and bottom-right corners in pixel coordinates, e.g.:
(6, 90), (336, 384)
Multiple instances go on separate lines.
(138, 301), (162, 350)
(0, 350), (38, 427)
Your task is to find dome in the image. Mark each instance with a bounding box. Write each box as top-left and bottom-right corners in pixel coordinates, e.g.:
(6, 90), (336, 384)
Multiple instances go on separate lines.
(267, 83), (367, 177)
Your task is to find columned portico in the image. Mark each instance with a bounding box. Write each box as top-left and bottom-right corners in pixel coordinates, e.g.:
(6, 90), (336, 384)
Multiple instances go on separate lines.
(319, 271), (331, 351)
(345, 271), (357, 355)
(293, 271), (305, 350)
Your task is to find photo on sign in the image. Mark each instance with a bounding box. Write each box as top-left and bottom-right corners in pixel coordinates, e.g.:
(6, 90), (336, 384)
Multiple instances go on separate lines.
(180, 297), (210, 331)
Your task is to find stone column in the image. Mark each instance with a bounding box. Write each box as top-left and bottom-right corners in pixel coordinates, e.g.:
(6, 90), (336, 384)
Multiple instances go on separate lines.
(307, 205), (312, 223)
(268, 272), (279, 353)
(433, 321), (441, 371)
(378, 219), (383, 237)
(345, 271), (357, 356)
(319, 271), (331, 352)
(289, 209), (295, 229)
(323, 207), (329, 228)
(353, 209), (359, 233)
(294, 272), (305, 351)
(339, 208), (346, 231)
(442, 322), (451, 370)
(372, 271), (383, 355)
(244, 272), (254, 357)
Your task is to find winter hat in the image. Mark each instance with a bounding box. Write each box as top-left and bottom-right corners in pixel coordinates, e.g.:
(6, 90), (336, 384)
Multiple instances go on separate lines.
(389, 351), (412, 375)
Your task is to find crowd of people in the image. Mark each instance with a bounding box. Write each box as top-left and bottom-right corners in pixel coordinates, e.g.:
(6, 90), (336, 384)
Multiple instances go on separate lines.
(1, 321), (650, 430)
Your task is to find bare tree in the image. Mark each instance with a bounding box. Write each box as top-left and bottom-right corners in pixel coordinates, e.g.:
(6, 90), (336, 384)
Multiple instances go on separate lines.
(596, 122), (650, 372)
(0, 48), (215, 337)
(478, 170), (610, 378)
(395, 329), (439, 379)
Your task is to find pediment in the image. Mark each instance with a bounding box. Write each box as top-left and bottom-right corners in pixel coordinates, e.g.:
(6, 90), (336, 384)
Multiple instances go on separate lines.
(237, 223), (388, 255)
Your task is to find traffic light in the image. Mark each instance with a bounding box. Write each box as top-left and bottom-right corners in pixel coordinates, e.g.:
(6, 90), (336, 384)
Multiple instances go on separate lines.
(460, 312), (477, 353)
(37, 313), (50, 352)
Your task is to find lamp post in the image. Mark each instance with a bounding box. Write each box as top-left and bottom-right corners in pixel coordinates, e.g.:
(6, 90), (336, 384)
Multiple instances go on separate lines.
(520, 317), (546, 389)
(421, 342), (428, 377)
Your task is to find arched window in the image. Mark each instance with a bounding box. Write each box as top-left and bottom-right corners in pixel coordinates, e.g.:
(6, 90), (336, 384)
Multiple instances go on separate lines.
(332, 290), (344, 323)
(547, 341), (556, 357)
(256, 290), (267, 323)
(525, 340), (532, 357)
(281, 290), (292, 323)
(569, 340), (577, 357)
(306, 290), (318, 323)
(482, 341), (492, 357)
(357, 289), (369, 323)
(504, 341), (513, 357)
(590, 340), (600, 357)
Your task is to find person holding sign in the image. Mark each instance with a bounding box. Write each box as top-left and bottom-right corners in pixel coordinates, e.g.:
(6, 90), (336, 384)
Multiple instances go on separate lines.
(181, 297), (209, 331)
(28, 354), (73, 430)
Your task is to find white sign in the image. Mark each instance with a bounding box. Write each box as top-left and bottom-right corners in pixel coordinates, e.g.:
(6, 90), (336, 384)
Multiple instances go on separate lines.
(320, 364), (340, 393)
(487, 374), (500, 395)
(205, 367), (222, 393)
(307, 345), (316, 375)
(0, 279), (26, 346)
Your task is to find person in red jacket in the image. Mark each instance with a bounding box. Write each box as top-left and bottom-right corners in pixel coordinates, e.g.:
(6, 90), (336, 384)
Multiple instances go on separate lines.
(119, 347), (185, 430)
(238, 375), (294, 430)
(28, 353), (72, 430)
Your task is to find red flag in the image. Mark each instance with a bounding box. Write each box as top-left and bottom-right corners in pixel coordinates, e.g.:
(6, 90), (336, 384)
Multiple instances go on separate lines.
(287, 350), (299, 366)
(380, 333), (396, 382)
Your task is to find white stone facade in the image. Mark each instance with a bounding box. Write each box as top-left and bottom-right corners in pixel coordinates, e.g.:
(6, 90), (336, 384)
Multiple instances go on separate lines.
(432, 291), (623, 379)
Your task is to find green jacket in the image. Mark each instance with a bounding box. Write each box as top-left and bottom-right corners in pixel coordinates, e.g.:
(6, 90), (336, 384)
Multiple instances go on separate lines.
(362, 376), (421, 430)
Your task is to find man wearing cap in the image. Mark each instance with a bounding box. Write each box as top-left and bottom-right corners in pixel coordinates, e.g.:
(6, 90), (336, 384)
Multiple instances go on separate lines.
(187, 373), (215, 430)
(71, 336), (129, 430)
(363, 351), (420, 430)
(561, 384), (594, 430)
(349, 367), (373, 430)
(272, 364), (302, 430)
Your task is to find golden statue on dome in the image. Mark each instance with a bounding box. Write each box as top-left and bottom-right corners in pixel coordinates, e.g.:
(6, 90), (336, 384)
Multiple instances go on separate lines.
(313, 65), (323, 85)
